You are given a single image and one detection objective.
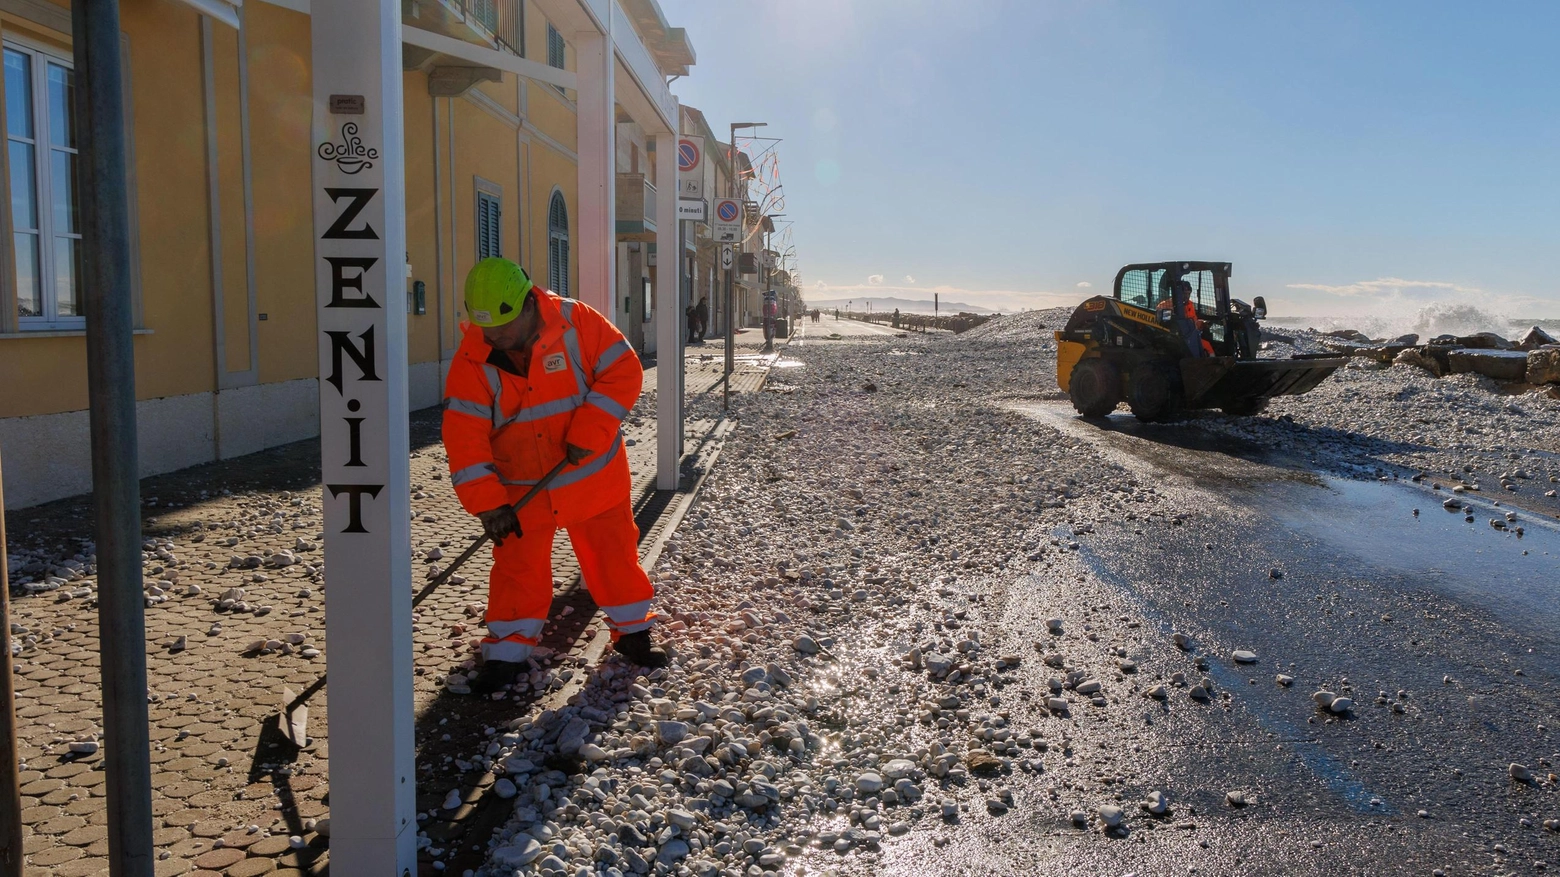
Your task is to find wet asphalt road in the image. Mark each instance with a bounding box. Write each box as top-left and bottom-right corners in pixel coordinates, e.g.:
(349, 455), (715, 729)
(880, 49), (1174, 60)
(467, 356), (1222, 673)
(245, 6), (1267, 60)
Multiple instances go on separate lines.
(891, 402), (1560, 877)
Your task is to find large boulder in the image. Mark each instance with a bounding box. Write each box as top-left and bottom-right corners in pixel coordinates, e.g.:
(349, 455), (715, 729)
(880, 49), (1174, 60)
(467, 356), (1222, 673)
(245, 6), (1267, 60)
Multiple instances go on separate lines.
(1517, 326), (1558, 351)
(1393, 347), (1443, 377)
(1454, 332), (1515, 350)
(1527, 348), (1560, 385)
(1323, 328), (1372, 342)
(1447, 349), (1529, 382)
(1353, 343), (1416, 364)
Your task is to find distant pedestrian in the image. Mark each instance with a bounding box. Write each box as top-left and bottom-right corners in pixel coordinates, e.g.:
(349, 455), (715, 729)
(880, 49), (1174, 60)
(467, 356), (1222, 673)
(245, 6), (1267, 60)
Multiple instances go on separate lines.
(762, 295), (779, 350)
(892, 308), (901, 329)
(693, 296), (709, 342)
(685, 302), (698, 344)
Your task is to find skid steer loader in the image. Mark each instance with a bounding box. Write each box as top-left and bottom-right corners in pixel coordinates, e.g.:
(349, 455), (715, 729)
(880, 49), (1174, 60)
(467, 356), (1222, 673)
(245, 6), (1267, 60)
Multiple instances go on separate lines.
(1055, 261), (1344, 421)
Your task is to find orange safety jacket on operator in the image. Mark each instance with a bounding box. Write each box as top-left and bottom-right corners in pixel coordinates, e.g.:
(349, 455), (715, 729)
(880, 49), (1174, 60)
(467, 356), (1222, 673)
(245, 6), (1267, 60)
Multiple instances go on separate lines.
(1158, 296), (1216, 358)
(442, 290), (641, 528)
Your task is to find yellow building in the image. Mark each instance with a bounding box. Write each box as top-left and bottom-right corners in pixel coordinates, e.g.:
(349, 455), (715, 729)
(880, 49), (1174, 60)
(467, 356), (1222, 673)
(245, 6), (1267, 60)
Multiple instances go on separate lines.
(0, 0), (694, 508)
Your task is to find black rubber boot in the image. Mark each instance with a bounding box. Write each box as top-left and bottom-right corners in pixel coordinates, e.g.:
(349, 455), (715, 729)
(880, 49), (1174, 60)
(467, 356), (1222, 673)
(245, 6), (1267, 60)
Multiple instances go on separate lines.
(469, 659), (524, 695)
(612, 631), (670, 668)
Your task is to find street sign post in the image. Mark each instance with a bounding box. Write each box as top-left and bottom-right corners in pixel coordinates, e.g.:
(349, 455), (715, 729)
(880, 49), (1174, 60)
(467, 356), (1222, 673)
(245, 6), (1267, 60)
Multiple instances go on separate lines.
(310, 0), (416, 872)
(677, 135), (703, 198)
(676, 198), (706, 221)
(713, 198), (741, 243)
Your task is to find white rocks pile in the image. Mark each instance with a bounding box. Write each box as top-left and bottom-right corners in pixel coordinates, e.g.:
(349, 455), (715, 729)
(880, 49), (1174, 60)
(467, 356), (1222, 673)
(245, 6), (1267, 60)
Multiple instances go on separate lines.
(472, 329), (1153, 875)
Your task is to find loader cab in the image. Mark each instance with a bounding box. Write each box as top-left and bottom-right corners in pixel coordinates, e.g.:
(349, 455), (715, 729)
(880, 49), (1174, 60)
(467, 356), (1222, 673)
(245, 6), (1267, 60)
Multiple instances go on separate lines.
(1114, 261), (1239, 357)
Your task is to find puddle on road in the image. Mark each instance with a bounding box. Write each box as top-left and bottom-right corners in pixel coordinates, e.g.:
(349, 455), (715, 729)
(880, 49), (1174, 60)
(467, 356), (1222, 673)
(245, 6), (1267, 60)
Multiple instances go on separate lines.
(1255, 476), (1560, 626)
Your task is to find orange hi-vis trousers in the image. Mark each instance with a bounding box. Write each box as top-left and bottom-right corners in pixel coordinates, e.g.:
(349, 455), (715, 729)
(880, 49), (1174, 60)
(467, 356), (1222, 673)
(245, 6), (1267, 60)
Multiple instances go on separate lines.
(481, 497), (655, 663)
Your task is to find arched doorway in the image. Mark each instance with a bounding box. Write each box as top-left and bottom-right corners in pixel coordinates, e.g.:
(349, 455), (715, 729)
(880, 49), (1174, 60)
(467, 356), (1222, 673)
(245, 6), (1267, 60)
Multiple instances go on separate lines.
(547, 191), (570, 297)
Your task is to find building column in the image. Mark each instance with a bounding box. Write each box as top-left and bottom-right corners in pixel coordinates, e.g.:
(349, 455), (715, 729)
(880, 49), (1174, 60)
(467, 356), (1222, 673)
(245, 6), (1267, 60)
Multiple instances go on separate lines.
(653, 127), (681, 490)
(309, 0), (416, 871)
(574, 27), (614, 319)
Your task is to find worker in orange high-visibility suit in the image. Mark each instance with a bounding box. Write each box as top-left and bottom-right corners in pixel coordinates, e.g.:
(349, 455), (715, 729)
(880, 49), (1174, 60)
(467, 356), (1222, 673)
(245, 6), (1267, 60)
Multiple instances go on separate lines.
(1157, 280), (1215, 358)
(443, 257), (668, 694)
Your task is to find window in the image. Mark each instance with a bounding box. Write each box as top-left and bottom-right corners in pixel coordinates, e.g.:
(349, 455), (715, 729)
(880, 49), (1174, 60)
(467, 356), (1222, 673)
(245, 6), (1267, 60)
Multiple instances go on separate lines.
(547, 190), (569, 297)
(5, 43), (80, 329)
(475, 187), (501, 260)
(642, 276), (652, 323)
(1117, 269), (1151, 309)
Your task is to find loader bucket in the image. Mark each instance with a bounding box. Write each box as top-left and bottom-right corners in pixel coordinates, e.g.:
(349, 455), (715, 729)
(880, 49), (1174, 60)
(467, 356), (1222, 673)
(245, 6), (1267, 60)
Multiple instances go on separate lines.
(1180, 356), (1346, 409)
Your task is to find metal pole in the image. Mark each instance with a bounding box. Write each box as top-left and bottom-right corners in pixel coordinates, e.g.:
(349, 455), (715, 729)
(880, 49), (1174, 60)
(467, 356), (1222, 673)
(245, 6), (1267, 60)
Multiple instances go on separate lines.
(1, 458), (23, 877)
(72, 0), (154, 872)
(723, 124), (736, 410)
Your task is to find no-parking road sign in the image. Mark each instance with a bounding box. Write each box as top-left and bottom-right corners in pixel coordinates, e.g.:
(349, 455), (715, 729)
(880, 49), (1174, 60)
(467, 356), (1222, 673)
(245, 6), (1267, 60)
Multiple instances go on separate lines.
(713, 198), (741, 243)
(677, 136), (703, 198)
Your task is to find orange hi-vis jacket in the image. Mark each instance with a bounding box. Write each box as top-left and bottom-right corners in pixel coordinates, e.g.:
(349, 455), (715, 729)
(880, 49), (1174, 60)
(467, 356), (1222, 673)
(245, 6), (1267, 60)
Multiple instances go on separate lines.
(442, 290), (641, 528)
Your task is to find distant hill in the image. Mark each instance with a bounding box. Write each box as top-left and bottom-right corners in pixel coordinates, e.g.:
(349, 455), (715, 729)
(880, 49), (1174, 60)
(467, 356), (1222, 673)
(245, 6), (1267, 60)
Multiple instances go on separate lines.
(803, 296), (1000, 315)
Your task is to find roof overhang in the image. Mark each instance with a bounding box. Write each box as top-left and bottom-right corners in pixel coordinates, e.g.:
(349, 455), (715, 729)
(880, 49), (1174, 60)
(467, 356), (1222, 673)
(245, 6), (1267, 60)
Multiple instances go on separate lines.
(184, 0), (241, 28)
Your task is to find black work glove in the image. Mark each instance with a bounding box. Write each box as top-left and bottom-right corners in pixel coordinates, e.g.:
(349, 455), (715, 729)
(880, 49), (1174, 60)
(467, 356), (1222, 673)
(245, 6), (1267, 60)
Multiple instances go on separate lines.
(477, 505), (520, 545)
(565, 443), (592, 465)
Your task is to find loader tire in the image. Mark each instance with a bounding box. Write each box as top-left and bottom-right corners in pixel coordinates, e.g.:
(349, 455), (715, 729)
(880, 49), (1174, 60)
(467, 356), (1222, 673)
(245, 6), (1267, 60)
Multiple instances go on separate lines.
(1221, 397), (1269, 417)
(1069, 358), (1121, 418)
(1128, 363), (1179, 423)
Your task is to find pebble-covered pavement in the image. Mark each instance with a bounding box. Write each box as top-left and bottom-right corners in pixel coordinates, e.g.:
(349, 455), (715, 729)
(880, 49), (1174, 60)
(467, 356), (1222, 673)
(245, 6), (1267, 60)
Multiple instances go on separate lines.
(1, 340), (778, 877)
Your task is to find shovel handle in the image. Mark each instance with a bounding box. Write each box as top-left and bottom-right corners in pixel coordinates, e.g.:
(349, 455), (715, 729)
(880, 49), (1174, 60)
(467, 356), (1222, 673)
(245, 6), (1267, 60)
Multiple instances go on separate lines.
(412, 456), (571, 607)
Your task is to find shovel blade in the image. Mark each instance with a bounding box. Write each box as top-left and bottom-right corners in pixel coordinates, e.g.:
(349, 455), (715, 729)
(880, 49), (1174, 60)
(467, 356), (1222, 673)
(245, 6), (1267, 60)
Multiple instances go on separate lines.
(279, 687), (309, 747)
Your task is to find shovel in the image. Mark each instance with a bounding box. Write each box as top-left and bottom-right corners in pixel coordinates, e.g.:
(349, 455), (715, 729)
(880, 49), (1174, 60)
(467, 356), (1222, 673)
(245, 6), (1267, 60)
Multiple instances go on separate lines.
(410, 456), (571, 607)
(276, 456), (573, 742)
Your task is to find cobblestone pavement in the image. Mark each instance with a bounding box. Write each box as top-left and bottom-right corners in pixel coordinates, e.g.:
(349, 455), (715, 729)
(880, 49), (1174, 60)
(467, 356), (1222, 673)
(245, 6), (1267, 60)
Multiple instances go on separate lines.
(3, 347), (782, 876)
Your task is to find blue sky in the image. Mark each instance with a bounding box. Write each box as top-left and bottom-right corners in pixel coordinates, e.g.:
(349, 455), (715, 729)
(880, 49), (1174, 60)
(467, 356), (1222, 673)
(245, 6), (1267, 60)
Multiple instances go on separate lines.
(657, 0), (1560, 320)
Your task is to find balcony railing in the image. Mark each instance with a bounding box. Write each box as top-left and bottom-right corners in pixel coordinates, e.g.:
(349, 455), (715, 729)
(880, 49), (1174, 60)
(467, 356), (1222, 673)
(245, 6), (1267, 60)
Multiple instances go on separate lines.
(406, 0), (523, 56)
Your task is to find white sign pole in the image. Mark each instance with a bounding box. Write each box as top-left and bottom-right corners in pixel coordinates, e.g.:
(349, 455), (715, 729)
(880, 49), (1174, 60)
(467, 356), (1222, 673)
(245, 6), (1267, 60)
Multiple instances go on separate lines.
(310, 0), (416, 872)
(655, 125), (682, 490)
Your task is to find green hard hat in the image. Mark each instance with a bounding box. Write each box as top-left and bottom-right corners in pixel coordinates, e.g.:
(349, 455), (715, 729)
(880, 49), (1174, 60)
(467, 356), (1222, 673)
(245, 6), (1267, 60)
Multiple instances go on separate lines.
(464, 258), (534, 327)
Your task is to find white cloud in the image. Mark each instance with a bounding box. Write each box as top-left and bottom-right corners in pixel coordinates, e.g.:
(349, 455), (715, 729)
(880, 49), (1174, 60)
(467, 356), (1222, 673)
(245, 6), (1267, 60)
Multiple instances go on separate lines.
(1273, 275), (1560, 325)
(1076, 281), (1092, 288)
(1284, 277), (1480, 298)
(904, 275), (916, 284)
(866, 274), (884, 285)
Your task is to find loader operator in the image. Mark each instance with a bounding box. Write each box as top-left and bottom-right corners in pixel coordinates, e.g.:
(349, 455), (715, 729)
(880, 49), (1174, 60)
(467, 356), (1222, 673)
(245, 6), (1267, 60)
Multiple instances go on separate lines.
(443, 257), (669, 695)
(1158, 280), (1215, 358)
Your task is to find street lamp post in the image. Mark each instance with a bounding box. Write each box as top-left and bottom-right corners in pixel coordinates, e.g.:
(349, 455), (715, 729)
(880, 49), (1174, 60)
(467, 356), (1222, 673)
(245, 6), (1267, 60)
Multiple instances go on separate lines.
(725, 121), (766, 410)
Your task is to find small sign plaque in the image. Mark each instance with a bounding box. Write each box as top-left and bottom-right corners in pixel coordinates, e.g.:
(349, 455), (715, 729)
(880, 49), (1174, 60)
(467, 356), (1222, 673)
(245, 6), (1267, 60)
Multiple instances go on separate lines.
(330, 94), (366, 115)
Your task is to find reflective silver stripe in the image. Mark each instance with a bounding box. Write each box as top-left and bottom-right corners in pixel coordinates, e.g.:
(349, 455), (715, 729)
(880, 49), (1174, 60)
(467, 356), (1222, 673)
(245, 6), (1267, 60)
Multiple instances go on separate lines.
(549, 431), (622, 489)
(600, 599), (653, 625)
(613, 618), (655, 634)
(487, 618), (546, 641)
(450, 462), (499, 486)
(556, 301), (592, 395)
(497, 394), (583, 428)
(444, 397), (490, 420)
(596, 339), (632, 373)
(561, 327), (589, 395)
(483, 364), (504, 428)
(499, 476), (539, 486)
(481, 637), (534, 663)
(584, 390), (629, 420)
